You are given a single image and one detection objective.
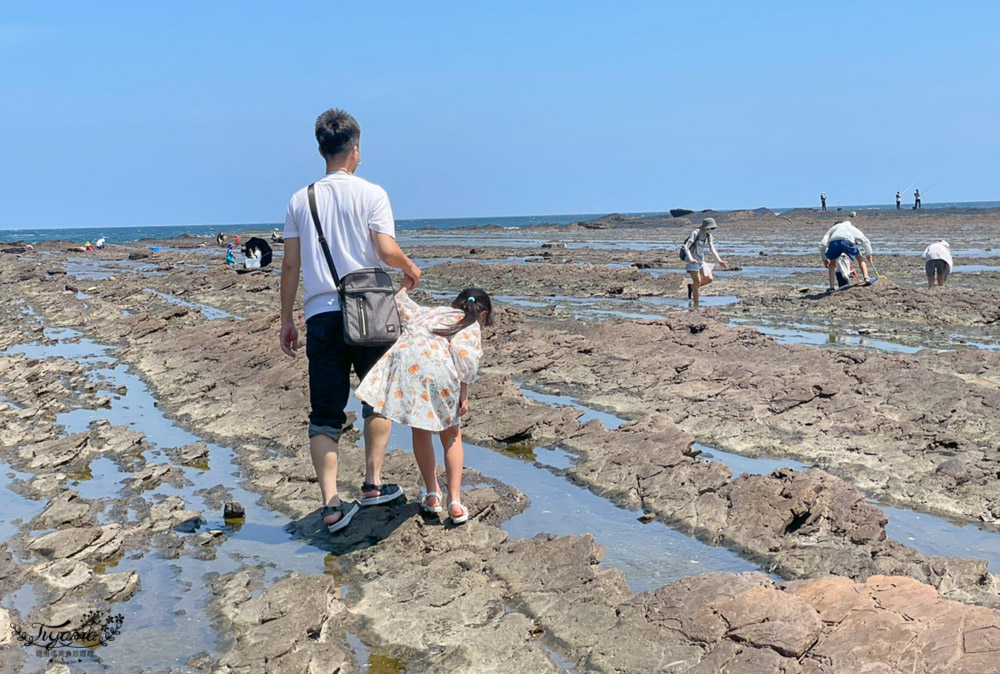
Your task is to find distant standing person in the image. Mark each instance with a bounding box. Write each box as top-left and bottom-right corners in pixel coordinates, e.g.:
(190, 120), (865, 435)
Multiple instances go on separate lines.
(819, 219), (874, 292)
(922, 240), (952, 288)
(681, 218), (728, 308)
(914, 189), (922, 209)
(820, 192), (827, 211)
(895, 191), (901, 209)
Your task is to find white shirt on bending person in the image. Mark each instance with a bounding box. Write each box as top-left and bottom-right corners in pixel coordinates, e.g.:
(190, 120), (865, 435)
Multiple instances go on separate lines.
(819, 221), (873, 257)
(922, 241), (953, 270)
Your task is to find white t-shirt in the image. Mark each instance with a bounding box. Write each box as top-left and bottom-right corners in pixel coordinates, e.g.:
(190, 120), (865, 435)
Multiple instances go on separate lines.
(923, 241), (953, 269)
(284, 172), (396, 319)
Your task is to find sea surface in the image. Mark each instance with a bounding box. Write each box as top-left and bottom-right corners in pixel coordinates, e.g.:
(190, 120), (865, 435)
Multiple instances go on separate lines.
(2, 201), (999, 245)
(0, 214), (609, 245)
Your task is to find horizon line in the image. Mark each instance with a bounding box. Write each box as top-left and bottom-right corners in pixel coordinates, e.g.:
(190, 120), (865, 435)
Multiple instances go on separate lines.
(2, 199), (999, 232)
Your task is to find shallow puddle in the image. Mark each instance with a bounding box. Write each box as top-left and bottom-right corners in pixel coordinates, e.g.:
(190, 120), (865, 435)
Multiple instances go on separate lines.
(0, 462), (45, 540)
(644, 265), (809, 280)
(518, 387), (627, 430)
(880, 504), (1000, 572)
(144, 288), (239, 321)
(693, 443), (811, 476)
(733, 320), (924, 354)
(344, 397), (756, 594)
(63, 256), (161, 280)
(490, 292), (738, 320)
(2, 324), (329, 671)
(544, 395), (1000, 575)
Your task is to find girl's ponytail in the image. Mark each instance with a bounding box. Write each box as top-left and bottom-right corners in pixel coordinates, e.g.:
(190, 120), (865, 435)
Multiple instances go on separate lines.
(432, 288), (493, 337)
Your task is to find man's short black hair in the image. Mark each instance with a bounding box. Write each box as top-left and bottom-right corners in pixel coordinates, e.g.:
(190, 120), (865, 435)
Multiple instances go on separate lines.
(315, 109), (361, 158)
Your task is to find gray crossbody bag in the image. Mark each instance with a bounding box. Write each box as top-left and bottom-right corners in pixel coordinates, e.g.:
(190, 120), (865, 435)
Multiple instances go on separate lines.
(307, 183), (401, 346)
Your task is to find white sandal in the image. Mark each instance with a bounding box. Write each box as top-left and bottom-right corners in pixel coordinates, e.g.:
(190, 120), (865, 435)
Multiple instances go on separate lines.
(448, 501), (469, 525)
(420, 490), (443, 514)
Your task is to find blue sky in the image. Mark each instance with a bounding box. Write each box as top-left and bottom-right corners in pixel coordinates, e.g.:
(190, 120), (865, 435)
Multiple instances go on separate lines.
(2, 2), (998, 228)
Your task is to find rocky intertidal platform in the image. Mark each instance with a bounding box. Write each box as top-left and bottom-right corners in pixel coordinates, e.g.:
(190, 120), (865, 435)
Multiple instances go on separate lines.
(479, 308), (1000, 528)
(2, 214), (1000, 671)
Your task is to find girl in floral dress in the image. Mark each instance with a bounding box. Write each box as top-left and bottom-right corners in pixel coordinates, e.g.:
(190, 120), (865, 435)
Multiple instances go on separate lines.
(356, 287), (493, 524)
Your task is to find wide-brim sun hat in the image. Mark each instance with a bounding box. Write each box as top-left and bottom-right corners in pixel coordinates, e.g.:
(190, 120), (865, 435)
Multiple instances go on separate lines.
(701, 217), (717, 230)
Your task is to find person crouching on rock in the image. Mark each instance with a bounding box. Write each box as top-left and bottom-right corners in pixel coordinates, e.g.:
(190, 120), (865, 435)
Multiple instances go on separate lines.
(681, 218), (729, 308)
(819, 219), (874, 293)
(356, 286), (492, 525)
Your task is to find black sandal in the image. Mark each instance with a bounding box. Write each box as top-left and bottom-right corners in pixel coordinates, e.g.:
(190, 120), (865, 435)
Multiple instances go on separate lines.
(359, 482), (404, 507)
(322, 500), (359, 534)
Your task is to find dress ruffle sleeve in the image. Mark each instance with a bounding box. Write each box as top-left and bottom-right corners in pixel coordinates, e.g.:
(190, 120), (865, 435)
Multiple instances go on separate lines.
(449, 323), (482, 384)
(395, 289), (424, 327)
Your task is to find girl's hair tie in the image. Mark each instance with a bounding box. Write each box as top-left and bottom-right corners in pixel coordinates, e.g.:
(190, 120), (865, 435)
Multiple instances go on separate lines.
(468, 297), (476, 303)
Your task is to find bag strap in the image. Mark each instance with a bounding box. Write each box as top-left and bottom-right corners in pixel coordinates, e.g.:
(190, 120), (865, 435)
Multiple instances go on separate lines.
(307, 183), (340, 286)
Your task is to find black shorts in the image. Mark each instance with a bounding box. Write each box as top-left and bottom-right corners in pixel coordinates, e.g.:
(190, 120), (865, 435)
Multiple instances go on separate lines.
(925, 259), (950, 278)
(305, 311), (389, 439)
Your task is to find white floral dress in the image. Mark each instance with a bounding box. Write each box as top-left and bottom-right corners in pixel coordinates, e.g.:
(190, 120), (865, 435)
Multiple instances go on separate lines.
(356, 290), (482, 431)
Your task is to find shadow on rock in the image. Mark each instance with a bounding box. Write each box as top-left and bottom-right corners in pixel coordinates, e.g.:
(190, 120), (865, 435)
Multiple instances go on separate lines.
(287, 498), (419, 556)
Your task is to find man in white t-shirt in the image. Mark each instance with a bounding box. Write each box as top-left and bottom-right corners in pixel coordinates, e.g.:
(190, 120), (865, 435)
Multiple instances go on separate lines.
(280, 108), (422, 534)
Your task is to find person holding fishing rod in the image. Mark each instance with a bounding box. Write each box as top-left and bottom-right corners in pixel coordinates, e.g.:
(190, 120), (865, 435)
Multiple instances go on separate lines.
(914, 189), (922, 209)
(819, 218), (876, 293)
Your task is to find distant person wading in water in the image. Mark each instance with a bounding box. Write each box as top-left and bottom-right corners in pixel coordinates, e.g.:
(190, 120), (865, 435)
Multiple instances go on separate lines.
(914, 189), (922, 209)
(896, 191), (902, 209)
(681, 218), (728, 308)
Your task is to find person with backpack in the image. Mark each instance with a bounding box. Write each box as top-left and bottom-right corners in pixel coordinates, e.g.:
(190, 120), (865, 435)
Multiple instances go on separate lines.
(279, 108), (422, 534)
(680, 218), (729, 307)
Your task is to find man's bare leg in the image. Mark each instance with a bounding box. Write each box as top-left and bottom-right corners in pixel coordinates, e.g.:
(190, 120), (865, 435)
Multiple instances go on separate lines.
(310, 434), (342, 523)
(363, 413), (391, 497)
(827, 261), (837, 290)
(859, 259), (869, 280)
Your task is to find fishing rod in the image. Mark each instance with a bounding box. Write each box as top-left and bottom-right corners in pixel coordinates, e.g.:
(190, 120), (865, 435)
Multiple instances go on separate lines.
(922, 178), (944, 194)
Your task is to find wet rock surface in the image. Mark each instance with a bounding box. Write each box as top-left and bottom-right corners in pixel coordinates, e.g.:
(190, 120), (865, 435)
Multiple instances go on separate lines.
(2, 215), (1000, 672)
(477, 309), (1000, 528)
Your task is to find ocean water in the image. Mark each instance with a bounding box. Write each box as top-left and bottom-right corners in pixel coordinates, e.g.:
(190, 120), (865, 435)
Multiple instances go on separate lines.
(774, 200), (1000, 214)
(0, 213), (611, 245)
(1, 202), (998, 245)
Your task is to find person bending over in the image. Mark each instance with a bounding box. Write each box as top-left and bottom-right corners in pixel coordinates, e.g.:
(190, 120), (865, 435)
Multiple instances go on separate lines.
(819, 219), (874, 293)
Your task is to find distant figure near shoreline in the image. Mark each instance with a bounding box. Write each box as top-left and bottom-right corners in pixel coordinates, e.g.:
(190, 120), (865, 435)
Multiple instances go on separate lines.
(914, 189), (922, 209)
(820, 192), (827, 211)
(895, 191), (901, 209)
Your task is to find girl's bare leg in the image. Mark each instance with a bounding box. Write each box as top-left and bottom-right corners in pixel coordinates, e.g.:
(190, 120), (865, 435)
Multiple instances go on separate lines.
(688, 270), (702, 307)
(439, 426), (464, 517)
(412, 428), (439, 508)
